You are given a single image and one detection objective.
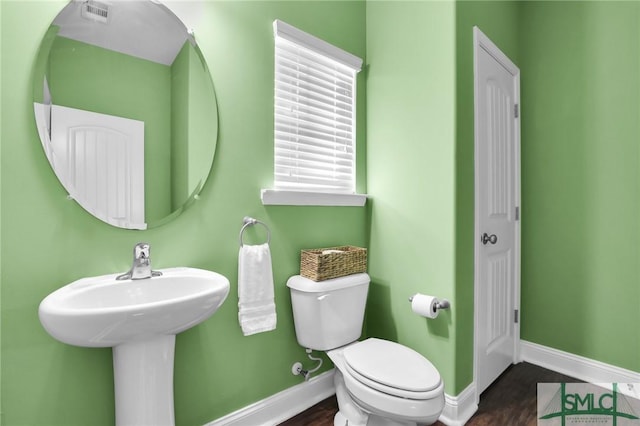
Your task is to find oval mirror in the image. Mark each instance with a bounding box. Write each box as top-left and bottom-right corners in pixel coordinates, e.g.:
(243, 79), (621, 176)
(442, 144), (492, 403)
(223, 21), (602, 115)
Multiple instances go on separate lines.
(32, 0), (218, 230)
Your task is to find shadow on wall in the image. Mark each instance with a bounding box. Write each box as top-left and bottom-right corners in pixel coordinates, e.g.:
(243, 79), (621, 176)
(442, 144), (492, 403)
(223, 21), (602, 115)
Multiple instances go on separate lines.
(365, 277), (451, 341)
(365, 278), (398, 341)
(427, 305), (450, 338)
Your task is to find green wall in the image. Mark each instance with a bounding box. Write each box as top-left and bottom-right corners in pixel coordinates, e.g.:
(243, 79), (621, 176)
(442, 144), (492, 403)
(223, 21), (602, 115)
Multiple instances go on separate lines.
(170, 40), (218, 217)
(454, 0), (640, 387)
(0, 2), (3, 420)
(367, 0), (640, 396)
(0, 1), (366, 425)
(186, 41), (218, 202)
(46, 36), (173, 222)
(171, 41), (191, 209)
(366, 1), (458, 394)
(518, 1), (640, 372)
(365, 0), (520, 396)
(2, 1), (640, 425)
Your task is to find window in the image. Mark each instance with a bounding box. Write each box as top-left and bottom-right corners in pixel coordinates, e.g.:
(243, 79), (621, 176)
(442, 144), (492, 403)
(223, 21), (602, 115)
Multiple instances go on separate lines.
(261, 20), (366, 206)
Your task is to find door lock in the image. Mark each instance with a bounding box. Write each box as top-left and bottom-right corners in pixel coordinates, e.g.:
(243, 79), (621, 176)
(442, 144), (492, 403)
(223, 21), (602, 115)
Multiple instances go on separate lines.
(481, 233), (498, 245)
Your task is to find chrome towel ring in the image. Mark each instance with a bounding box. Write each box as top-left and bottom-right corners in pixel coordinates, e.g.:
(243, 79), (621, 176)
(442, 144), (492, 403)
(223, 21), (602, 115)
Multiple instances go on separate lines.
(239, 216), (271, 247)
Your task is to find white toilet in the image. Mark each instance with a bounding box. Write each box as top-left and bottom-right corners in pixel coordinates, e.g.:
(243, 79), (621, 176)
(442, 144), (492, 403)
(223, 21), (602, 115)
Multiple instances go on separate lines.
(287, 273), (444, 426)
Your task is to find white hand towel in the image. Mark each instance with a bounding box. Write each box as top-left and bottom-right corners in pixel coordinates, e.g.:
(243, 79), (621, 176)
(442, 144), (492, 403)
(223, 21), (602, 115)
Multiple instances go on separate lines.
(238, 243), (277, 336)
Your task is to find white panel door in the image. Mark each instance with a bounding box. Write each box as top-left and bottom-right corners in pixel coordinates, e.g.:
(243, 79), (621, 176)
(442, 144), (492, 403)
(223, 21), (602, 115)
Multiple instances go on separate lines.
(50, 105), (146, 229)
(474, 27), (521, 396)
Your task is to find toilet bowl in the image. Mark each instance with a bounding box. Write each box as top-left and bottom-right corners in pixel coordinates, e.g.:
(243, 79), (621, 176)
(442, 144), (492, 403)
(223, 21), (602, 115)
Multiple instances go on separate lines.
(286, 274), (445, 426)
(328, 338), (444, 426)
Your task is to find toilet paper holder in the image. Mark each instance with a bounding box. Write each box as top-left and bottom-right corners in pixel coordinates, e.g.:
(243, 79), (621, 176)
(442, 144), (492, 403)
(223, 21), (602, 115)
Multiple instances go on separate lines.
(408, 294), (451, 310)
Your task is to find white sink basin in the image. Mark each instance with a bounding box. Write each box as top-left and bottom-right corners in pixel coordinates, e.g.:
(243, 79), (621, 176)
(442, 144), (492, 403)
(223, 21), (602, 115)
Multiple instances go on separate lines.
(38, 266), (230, 426)
(39, 267), (230, 347)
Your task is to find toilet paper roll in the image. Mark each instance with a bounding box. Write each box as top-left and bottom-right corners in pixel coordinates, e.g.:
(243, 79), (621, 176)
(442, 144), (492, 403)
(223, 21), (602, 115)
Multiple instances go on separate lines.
(411, 294), (440, 319)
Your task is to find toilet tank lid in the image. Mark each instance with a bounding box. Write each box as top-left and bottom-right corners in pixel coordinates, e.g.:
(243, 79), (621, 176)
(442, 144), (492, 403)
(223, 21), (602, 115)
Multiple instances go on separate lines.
(287, 273), (370, 292)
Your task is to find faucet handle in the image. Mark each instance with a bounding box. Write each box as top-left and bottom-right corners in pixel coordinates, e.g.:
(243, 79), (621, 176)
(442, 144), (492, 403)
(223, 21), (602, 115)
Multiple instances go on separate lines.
(117, 243), (161, 281)
(134, 242), (150, 259)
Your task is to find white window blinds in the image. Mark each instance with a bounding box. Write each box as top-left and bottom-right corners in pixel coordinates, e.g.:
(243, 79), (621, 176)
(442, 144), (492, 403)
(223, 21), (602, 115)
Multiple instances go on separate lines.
(273, 20), (363, 194)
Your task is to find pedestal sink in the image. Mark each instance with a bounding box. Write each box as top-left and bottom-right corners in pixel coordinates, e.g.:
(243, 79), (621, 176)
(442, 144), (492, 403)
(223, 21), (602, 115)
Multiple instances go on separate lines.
(38, 267), (230, 426)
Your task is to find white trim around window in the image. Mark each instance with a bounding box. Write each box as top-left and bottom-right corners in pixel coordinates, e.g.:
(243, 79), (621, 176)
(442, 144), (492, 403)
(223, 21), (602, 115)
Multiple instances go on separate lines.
(261, 189), (367, 207)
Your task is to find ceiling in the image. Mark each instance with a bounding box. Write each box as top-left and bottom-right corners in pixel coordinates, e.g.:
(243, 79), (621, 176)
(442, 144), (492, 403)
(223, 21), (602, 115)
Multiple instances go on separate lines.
(52, 0), (190, 66)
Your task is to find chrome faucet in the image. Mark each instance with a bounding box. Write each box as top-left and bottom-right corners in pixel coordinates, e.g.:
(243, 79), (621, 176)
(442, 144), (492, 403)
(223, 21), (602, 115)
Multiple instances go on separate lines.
(116, 242), (162, 280)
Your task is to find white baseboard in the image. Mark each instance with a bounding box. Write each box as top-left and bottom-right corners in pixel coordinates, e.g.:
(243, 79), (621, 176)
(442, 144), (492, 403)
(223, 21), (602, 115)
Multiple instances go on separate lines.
(205, 367), (478, 426)
(205, 342), (640, 426)
(439, 383), (478, 426)
(205, 369), (335, 426)
(520, 340), (640, 384)
(437, 341), (640, 426)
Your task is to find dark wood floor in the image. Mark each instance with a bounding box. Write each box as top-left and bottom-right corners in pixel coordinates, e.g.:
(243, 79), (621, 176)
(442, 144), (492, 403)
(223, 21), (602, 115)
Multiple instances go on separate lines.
(280, 362), (582, 426)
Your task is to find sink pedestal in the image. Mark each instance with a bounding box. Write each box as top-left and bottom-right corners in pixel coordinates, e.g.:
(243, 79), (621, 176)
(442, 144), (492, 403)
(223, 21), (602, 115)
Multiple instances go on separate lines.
(113, 335), (176, 426)
(39, 267), (230, 424)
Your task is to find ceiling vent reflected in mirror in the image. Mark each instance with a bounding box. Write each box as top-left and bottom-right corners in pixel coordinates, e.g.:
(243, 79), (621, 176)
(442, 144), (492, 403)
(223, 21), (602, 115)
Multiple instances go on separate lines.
(81, 0), (110, 24)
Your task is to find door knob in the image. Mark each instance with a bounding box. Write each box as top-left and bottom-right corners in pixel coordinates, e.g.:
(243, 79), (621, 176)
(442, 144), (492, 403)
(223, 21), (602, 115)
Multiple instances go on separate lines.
(481, 233), (498, 245)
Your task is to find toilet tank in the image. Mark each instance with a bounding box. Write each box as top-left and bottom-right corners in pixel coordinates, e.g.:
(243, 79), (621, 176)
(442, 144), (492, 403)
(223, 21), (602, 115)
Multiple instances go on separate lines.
(286, 273), (370, 351)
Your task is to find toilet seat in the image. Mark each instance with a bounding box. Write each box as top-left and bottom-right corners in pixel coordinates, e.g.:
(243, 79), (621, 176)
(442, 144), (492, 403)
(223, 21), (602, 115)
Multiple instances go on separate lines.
(343, 338), (442, 400)
(342, 370), (445, 424)
(328, 338), (445, 424)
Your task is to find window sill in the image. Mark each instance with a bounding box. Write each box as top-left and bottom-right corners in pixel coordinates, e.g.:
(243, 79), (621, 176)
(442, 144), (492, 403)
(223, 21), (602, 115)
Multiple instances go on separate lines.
(261, 189), (367, 207)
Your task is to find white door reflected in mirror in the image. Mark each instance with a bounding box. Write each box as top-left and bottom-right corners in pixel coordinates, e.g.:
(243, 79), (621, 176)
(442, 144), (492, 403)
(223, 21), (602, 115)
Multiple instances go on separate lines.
(36, 104), (146, 229)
